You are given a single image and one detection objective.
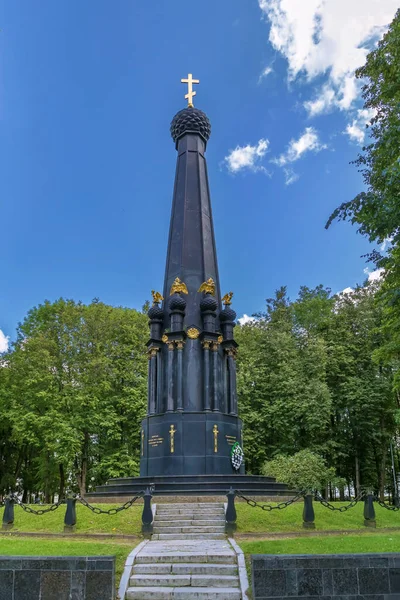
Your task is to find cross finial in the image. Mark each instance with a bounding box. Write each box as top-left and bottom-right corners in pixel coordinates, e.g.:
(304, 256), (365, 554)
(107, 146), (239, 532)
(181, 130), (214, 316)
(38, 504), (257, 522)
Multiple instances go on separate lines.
(181, 73), (200, 107)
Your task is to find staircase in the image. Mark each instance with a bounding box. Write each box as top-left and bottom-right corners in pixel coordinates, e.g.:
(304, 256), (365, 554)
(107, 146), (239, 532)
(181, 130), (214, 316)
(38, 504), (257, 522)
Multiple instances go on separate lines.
(125, 502), (242, 599)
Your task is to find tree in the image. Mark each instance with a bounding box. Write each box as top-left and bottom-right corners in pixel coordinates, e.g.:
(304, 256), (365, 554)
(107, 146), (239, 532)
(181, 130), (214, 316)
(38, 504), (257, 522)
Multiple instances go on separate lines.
(0, 298), (148, 498)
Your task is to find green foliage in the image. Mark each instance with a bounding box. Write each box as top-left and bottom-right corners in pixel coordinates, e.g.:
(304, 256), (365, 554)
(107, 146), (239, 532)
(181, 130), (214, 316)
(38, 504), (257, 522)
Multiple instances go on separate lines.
(0, 298), (148, 497)
(263, 450), (337, 491)
(326, 9), (400, 396)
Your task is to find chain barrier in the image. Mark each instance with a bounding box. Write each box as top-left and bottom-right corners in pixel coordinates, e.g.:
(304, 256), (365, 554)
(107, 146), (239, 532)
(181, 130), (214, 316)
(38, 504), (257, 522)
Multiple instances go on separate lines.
(314, 491), (364, 512)
(373, 496), (400, 511)
(11, 494), (65, 515)
(76, 492), (144, 515)
(234, 489), (305, 511)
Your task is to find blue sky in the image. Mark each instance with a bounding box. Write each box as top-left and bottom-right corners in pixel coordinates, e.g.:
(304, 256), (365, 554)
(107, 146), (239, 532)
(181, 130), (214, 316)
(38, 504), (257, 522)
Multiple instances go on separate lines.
(0, 0), (398, 349)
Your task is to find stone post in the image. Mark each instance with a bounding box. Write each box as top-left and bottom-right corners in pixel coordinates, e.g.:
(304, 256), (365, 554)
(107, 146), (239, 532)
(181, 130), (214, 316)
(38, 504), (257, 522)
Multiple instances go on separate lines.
(142, 487), (154, 538)
(302, 493), (315, 529)
(225, 488), (237, 535)
(64, 497), (77, 533)
(364, 493), (376, 528)
(2, 496), (15, 530)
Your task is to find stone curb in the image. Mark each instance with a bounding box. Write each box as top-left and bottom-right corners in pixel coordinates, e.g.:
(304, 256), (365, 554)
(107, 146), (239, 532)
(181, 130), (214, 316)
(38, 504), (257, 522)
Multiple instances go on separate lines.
(118, 540), (148, 600)
(229, 537), (250, 600)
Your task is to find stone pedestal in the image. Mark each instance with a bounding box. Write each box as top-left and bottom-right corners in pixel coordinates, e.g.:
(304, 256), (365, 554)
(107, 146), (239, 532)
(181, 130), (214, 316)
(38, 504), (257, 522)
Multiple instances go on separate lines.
(140, 412), (244, 476)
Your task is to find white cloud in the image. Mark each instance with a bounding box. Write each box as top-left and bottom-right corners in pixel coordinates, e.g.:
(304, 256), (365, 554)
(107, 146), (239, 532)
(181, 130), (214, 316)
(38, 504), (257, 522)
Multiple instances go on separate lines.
(238, 314), (257, 325)
(345, 108), (375, 144)
(258, 65), (274, 83)
(224, 138), (270, 174)
(283, 168), (299, 185)
(0, 330), (9, 353)
(273, 127), (327, 166)
(364, 267), (385, 282)
(381, 236), (393, 252)
(258, 0), (398, 116)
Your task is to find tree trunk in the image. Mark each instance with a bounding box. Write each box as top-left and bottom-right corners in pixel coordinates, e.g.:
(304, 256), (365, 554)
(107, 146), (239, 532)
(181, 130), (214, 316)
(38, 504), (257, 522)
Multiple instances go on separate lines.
(379, 450), (387, 501)
(355, 455), (360, 496)
(59, 463), (65, 500)
(77, 432), (89, 497)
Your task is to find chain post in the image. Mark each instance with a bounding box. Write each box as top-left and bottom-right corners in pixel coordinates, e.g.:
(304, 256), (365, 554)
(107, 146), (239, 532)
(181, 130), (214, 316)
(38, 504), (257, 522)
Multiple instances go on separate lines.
(303, 493), (315, 529)
(364, 493), (376, 528)
(141, 487), (154, 538)
(2, 495), (15, 530)
(64, 496), (77, 533)
(225, 487), (237, 535)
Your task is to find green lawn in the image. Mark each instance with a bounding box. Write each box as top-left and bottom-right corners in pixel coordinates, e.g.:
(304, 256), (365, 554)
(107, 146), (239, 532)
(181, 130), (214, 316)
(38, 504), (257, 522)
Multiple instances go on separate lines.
(239, 531), (400, 555)
(0, 536), (135, 583)
(0, 503), (142, 535)
(236, 500), (400, 533)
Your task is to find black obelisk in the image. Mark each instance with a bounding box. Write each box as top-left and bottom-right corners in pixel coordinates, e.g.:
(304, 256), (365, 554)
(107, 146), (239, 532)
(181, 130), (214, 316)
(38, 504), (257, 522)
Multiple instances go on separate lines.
(140, 91), (243, 477)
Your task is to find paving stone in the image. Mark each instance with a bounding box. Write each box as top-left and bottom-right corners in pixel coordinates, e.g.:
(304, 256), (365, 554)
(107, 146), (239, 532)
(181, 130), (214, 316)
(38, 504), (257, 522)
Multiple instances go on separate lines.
(130, 574), (191, 587)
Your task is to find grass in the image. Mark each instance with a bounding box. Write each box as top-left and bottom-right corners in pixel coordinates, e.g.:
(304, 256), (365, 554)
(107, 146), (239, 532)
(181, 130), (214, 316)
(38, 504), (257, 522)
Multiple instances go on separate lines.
(236, 500), (400, 533)
(1, 503), (142, 535)
(0, 536), (135, 583)
(239, 531), (400, 556)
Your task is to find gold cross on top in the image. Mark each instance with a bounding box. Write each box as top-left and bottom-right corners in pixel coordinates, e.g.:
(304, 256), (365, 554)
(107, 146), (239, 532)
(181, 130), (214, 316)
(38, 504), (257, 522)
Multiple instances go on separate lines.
(181, 73), (199, 107)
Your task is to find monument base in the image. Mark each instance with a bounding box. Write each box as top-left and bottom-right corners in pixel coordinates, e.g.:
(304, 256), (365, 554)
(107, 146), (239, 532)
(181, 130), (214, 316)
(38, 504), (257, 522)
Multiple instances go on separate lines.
(140, 412), (244, 476)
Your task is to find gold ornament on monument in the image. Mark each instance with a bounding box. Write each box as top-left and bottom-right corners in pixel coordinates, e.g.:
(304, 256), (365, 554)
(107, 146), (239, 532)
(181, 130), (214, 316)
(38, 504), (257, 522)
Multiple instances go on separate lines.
(198, 277), (216, 295)
(151, 290), (164, 305)
(162, 334), (168, 344)
(187, 327), (200, 339)
(170, 277), (189, 295)
(222, 291), (234, 306)
(217, 335), (223, 344)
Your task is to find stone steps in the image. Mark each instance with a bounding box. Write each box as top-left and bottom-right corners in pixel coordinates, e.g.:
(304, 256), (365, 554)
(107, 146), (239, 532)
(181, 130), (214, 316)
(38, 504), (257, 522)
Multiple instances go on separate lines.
(153, 526), (225, 534)
(132, 563), (238, 576)
(126, 586), (241, 599)
(125, 503), (241, 599)
(152, 533), (226, 540)
(130, 574), (239, 588)
(154, 519), (224, 527)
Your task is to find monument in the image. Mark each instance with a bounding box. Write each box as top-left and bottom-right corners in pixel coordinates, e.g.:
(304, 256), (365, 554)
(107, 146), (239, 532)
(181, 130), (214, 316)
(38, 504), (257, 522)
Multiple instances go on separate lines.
(141, 74), (243, 477)
(90, 76), (292, 498)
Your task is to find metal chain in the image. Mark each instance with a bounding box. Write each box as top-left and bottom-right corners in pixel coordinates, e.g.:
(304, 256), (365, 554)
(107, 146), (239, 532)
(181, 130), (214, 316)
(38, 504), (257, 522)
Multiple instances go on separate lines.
(314, 491), (364, 512)
(76, 492), (144, 515)
(11, 495), (65, 515)
(234, 490), (305, 511)
(373, 496), (400, 511)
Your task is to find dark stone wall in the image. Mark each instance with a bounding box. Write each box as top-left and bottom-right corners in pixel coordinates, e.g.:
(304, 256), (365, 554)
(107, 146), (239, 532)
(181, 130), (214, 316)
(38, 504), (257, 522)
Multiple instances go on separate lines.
(0, 555), (115, 600)
(252, 553), (400, 599)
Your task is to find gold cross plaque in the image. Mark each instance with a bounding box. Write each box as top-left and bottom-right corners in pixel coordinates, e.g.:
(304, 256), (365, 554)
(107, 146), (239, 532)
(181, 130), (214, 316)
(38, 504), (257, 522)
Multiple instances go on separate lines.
(169, 424), (176, 453)
(141, 429), (145, 457)
(181, 73), (199, 107)
(213, 424), (219, 453)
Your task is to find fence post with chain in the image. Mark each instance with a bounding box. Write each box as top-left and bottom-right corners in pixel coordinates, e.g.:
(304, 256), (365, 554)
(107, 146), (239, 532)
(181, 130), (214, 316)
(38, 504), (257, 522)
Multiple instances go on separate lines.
(141, 487), (154, 538)
(225, 487), (237, 535)
(64, 496), (77, 533)
(363, 493), (376, 527)
(303, 493), (315, 529)
(2, 495), (14, 530)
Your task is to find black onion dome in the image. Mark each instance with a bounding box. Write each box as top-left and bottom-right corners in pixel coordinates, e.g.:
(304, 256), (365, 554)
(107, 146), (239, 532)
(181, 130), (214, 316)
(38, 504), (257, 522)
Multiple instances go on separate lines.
(148, 304), (164, 320)
(200, 294), (218, 312)
(169, 293), (187, 312)
(170, 107), (211, 147)
(219, 306), (237, 322)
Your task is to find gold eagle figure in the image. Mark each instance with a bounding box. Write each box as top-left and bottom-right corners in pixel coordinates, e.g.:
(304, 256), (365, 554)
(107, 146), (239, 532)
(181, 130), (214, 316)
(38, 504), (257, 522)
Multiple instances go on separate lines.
(222, 291), (234, 306)
(198, 277), (215, 295)
(151, 290), (164, 305)
(170, 277), (189, 295)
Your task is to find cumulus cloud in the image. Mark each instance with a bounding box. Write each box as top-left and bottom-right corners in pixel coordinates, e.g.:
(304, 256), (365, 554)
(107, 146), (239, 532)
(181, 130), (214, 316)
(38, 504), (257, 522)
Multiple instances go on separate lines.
(238, 314), (257, 325)
(258, 65), (274, 83)
(0, 330), (9, 353)
(272, 127), (327, 166)
(345, 108), (375, 144)
(364, 267), (385, 282)
(224, 138), (270, 174)
(258, 0), (398, 116)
